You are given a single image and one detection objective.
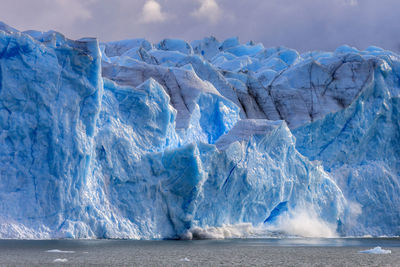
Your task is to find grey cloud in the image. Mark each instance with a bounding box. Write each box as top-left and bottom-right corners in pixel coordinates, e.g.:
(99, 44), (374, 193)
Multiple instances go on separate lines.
(1, 0), (399, 52)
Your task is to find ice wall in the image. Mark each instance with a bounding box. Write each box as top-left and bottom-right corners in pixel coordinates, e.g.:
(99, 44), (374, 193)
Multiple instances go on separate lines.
(0, 30), (103, 237)
(0, 23), (399, 238)
(294, 53), (400, 236)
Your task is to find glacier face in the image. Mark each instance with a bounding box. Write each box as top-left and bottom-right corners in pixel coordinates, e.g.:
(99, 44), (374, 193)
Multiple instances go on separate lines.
(0, 30), (103, 237)
(0, 23), (399, 238)
(294, 57), (400, 236)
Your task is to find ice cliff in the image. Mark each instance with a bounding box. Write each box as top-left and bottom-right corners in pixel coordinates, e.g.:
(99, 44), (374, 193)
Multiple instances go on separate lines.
(0, 23), (399, 238)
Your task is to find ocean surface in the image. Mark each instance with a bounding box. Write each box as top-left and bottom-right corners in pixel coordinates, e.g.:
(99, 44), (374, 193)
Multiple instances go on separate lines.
(0, 238), (399, 266)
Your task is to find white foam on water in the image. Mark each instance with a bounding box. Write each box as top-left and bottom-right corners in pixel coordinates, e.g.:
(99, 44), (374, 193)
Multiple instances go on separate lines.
(179, 257), (191, 262)
(265, 207), (338, 238)
(359, 247), (391, 254)
(53, 258), (68, 262)
(46, 249), (75, 253)
(180, 223), (270, 240)
(180, 206), (339, 240)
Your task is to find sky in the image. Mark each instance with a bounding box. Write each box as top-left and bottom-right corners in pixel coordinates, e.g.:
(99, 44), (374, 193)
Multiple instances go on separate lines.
(1, 0), (400, 52)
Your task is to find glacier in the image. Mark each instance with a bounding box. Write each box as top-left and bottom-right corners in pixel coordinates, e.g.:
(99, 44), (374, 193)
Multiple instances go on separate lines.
(0, 22), (399, 239)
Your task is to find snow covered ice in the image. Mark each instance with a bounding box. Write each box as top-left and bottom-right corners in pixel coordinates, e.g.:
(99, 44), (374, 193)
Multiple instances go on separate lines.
(0, 22), (399, 239)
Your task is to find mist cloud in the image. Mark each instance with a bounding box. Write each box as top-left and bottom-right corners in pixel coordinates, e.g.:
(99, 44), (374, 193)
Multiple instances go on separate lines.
(0, 0), (399, 52)
(191, 0), (222, 24)
(140, 0), (169, 23)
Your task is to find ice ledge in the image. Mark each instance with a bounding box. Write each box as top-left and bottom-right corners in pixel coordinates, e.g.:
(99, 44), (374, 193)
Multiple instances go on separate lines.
(215, 119), (284, 150)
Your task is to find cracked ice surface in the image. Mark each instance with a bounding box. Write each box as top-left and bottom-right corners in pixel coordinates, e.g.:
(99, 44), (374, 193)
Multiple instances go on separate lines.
(0, 23), (399, 238)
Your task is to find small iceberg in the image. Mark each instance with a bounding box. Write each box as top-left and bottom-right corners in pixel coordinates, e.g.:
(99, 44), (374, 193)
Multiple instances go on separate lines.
(359, 247), (391, 254)
(46, 249), (75, 253)
(53, 258), (68, 263)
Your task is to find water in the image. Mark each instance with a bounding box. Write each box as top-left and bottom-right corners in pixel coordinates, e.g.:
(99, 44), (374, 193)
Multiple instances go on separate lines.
(0, 238), (399, 266)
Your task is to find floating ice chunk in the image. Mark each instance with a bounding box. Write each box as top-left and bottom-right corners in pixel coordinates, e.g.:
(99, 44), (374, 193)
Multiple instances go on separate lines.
(46, 249), (75, 253)
(53, 258), (68, 262)
(359, 247), (391, 254)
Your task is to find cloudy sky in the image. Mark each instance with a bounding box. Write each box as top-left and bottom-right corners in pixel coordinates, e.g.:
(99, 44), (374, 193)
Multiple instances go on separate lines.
(1, 0), (399, 52)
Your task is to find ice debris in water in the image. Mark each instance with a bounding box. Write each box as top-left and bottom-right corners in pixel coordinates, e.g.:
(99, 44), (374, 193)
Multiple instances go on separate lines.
(46, 250), (75, 253)
(0, 21), (399, 239)
(359, 247), (391, 254)
(53, 258), (68, 263)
